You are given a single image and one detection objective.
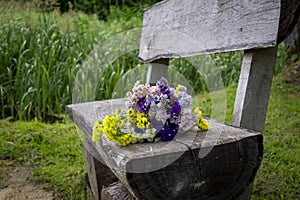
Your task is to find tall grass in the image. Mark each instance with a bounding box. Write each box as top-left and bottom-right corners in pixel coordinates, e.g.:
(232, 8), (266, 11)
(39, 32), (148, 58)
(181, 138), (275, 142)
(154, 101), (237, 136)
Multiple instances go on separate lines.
(0, 3), (106, 120)
(0, 1), (287, 121)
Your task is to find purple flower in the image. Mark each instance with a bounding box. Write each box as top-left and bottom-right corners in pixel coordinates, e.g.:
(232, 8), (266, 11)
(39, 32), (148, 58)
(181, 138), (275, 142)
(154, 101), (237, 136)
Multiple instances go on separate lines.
(169, 101), (181, 116)
(155, 121), (179, 141)
(156, 77), (172, 96)
(146, 94), (156, 106)
(137, 98), (148, 113)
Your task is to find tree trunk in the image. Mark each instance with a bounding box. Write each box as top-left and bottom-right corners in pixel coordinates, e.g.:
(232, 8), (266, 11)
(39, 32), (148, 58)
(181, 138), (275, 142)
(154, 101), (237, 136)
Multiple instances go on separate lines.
(278, 0), (300, 43)
(285, 16), (300, 60)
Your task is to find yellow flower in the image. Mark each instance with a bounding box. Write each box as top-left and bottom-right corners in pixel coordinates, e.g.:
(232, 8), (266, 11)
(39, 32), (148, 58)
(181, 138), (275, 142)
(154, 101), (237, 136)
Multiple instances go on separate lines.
(199, 118), (210, 131)
(194, 107), (202, 115)
(102, 115), (119, 141)
(175, 85), (181, 94)
(117, 134), (135, 146)
(194, 107), (210, 131)
(93, 111), (137, 146)
(115, 109), (121, 121)
(136, 113), (150, 129)
(126, 108), (136, 122)
(92, 121), (103, 143)
(103, 116), (117, 129)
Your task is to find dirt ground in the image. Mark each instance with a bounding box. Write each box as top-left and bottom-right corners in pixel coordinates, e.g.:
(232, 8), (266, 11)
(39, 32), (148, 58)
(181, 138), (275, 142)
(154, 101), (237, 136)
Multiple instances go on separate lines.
(0, 165), (55, 200)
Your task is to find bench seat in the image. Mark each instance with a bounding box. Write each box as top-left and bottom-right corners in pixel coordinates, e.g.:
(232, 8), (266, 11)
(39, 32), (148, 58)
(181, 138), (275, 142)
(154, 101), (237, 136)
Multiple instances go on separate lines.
(68, 98), (263, 199)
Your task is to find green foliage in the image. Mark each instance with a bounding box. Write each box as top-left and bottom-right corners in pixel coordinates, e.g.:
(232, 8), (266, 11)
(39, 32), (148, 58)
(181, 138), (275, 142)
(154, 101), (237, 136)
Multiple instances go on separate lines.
(51, 0), (160, 20)
(73, 0), (110, 20)
(96, 51), (140, 100)
(0, 5), (107, 120)
(274, 43), (287, 76)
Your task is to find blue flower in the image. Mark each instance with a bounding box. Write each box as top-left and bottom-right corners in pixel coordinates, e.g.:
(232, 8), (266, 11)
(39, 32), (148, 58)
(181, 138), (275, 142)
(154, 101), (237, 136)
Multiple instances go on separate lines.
(146, 94), (156, 106)
(169, 101), (181, 116)
(137, 98), (148, 113)
(157, 77), (172, 96)
(155, 121), (179, 141)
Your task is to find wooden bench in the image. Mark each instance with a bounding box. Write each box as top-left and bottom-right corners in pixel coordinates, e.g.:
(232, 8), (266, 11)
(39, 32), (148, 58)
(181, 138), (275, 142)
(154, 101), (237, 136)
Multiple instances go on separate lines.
(68, 0), (299, 199)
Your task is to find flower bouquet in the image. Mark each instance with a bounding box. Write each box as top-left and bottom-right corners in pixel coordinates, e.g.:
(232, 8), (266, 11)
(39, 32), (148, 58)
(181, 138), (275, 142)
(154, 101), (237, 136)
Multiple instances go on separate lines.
(92, 77), (209, 146)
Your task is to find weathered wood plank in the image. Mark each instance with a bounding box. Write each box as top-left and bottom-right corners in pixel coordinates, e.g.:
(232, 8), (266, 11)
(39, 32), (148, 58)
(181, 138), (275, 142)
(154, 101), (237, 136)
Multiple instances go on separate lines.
(139, 0), (280, 62)
(232, 47), (277, 132)
(67, 99), (261, 145)
(68, 99), (263, 199)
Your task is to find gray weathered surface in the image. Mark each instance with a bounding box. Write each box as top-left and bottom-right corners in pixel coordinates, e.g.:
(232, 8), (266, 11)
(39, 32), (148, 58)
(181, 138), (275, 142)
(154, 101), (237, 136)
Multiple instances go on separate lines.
(139, 0), (280, 62)
(232, 47), (277, 132)
(68, 99), (263, 199)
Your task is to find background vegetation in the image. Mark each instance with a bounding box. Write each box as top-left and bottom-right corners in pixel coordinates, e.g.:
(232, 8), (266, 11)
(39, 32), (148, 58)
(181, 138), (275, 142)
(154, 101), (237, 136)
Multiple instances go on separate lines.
(0, 1), (299, 199)
(0, 1), (286, 121)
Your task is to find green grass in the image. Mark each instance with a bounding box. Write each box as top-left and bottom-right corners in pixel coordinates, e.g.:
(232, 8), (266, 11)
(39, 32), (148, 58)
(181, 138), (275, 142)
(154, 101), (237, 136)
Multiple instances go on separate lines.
(252, 77), (300, 200)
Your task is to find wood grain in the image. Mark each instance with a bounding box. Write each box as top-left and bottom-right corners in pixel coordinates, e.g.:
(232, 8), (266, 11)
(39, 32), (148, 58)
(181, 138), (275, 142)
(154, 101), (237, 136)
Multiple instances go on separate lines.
(139, 0), (280, 62)
(101, 182), (134, 200)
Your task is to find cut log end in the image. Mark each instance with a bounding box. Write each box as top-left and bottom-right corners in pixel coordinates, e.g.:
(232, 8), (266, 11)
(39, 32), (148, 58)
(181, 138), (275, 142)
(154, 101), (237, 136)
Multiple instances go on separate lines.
(101, 182), (135, 200)
(125, 136), (263, 200)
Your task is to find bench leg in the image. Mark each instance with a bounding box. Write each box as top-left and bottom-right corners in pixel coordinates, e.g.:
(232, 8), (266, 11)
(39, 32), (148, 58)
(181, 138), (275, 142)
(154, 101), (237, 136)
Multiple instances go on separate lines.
(82, 141), (118, 200)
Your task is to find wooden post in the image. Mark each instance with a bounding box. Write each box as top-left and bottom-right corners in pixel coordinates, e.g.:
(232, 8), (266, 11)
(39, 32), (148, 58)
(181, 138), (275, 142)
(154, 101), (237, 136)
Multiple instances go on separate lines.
(146, 58), (169, 85)
(232, 47), (278, 132)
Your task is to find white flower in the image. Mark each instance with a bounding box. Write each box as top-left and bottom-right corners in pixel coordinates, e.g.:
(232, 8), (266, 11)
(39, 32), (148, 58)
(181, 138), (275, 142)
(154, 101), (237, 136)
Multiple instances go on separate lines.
(150, 86), (158, 94)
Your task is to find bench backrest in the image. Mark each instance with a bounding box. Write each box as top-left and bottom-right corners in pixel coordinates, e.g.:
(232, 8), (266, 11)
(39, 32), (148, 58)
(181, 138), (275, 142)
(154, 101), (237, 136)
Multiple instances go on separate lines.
(139, 0), (280, 62)
(139, 0), (280, 132)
